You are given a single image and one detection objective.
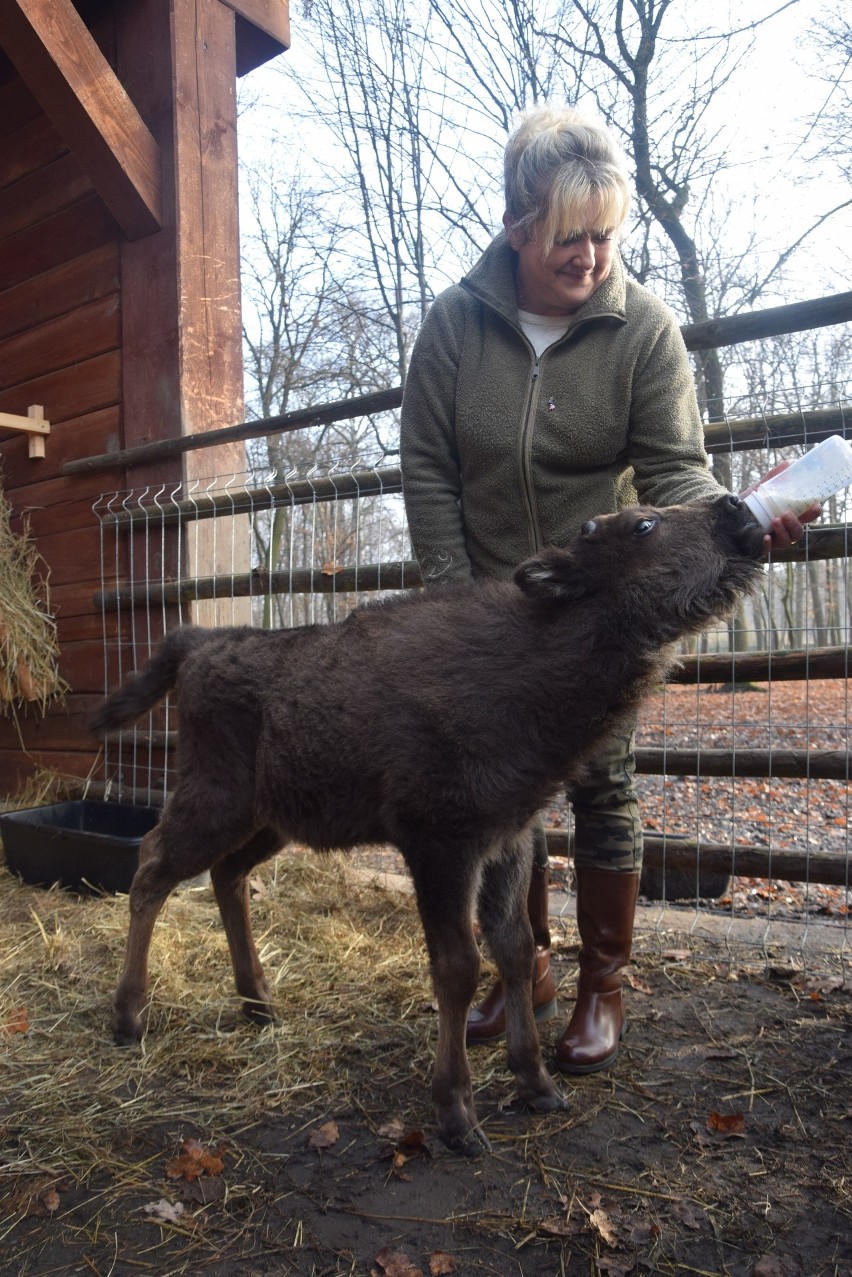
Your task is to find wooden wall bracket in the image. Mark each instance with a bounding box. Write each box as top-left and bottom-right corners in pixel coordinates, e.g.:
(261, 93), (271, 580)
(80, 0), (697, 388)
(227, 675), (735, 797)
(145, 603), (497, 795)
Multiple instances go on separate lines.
(0, 405), (50, 458)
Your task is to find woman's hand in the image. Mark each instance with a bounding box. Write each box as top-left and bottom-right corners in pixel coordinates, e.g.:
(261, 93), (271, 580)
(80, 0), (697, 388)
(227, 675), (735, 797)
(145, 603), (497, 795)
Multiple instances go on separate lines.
(740, 460), (822, 553)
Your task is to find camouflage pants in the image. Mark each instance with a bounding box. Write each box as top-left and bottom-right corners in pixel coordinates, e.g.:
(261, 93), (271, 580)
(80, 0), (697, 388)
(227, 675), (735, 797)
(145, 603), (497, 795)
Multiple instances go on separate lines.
(532, 717), (643, 874)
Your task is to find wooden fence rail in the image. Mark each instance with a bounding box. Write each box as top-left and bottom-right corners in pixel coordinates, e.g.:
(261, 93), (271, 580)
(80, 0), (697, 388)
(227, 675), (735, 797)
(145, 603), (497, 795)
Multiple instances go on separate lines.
(90, 290), (852, 896)
(68, 290), (852, 477)
(544, 830), (850, 889)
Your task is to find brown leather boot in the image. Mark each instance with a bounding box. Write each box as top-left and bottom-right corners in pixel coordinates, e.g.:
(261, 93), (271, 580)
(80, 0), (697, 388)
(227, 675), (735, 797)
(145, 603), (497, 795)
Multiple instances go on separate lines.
(555, 867), (640, 1074)
(466, 861), (558, 1045)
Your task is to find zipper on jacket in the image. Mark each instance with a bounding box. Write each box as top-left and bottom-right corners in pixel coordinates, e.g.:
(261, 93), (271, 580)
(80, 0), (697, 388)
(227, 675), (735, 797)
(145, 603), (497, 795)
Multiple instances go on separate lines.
(517, 354), (544, 553)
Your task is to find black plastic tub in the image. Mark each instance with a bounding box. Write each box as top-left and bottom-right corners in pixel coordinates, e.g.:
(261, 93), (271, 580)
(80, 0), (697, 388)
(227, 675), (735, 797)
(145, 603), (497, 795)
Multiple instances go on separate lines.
(0, 800), (161, 893)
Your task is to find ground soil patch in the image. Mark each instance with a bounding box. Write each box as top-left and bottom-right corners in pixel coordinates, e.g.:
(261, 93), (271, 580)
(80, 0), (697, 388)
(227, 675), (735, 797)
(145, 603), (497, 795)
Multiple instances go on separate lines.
(1, 851), (850, 1277)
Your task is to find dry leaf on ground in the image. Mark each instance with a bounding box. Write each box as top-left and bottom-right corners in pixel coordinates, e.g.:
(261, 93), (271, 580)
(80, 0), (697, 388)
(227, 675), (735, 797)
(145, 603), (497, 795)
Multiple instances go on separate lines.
(429, 1252), (457, 1275)
(372, 1246), (423, 1277)
(707, 1110), (746, 1135)
(307, 1119), (340, 1150)
(589, 1206), (620, 1248)
(143, 1200), (185, 1224)
(3, 1006), (28, 1035)
(165, 1138), (225, 1181)
(40, 1189), (60, 1214)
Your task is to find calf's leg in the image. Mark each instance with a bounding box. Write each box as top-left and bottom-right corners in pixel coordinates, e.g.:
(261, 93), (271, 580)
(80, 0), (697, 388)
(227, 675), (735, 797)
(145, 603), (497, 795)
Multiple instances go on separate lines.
(113, 800), (254, 1043)
(477, 836), (568, 1114)
(209, 828), (283, 1024)
(406, 850), (488, 1156)
(113, 824), (192, 1043)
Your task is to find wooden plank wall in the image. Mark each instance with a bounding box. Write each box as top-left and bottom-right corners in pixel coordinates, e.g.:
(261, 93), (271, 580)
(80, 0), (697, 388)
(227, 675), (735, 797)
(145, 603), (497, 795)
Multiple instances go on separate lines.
(0, 0), (274, 800)
(0, 15), (172, 794)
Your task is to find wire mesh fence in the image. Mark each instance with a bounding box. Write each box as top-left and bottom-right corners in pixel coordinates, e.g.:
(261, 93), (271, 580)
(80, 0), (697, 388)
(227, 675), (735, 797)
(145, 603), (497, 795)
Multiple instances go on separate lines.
(93, 396), (852, 965)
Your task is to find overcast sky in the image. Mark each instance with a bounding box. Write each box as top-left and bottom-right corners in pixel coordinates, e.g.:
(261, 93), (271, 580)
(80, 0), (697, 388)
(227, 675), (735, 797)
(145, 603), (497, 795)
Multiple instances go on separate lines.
(237, 0), (851, 307)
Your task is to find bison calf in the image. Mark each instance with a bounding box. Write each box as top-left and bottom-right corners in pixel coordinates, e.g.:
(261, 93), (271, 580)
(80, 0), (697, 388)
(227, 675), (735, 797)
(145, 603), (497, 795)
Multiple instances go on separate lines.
(93, 493), (763, 1155)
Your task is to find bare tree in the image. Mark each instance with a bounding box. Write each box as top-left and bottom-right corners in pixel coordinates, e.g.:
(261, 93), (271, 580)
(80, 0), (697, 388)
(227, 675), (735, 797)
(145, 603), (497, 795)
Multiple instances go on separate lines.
(291, 0), (440, 383)
(241, 159), (408, 626)
(805, 12), (852, 187)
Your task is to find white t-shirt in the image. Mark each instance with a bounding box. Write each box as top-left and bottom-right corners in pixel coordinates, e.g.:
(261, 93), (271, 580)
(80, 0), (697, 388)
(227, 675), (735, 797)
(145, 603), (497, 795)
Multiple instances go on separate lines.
(517, 308), (571, 359)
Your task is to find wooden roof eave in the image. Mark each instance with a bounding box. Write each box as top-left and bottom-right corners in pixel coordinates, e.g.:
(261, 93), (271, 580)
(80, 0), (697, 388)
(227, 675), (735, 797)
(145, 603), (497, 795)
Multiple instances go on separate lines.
(0, 0), (162, 240)
(224, 0), (290, 76)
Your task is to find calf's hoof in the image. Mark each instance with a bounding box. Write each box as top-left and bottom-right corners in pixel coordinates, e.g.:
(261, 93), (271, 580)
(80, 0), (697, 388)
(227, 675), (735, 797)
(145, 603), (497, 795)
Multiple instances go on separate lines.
(441, 1122), (492, 1158)
(242, 999), (278, 1026)
(521, 1088), (570, 1114)
(112, 1009), (144, 1046)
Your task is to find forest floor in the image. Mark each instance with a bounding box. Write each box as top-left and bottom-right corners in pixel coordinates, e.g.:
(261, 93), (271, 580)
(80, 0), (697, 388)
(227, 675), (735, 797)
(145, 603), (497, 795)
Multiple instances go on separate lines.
(1, 680), (850, 1277)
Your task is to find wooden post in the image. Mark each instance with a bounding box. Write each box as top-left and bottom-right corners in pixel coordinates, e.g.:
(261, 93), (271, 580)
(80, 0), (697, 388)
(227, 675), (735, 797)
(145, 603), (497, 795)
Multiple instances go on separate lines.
(115, 0), (249, 627)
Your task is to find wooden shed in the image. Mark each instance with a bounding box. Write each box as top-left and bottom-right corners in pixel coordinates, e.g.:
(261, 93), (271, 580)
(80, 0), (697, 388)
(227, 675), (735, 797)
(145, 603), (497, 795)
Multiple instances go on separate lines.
(0, 0), (289, 794)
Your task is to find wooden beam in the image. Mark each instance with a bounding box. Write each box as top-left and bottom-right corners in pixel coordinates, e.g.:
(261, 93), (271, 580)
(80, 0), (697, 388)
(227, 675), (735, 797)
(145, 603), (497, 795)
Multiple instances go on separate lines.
(225, 0), (290, 74)
(61, 387), (404, 475)
(682, 291), (852, 352)
(224, 0), (290, 45)
(0, 404), (49, 458)
(0, 0), (162, 239)
(544, 829), (851, 888)
(94, 561), (422, 611)
(635, 747), (848, 781)
(672, 646), (851, 684)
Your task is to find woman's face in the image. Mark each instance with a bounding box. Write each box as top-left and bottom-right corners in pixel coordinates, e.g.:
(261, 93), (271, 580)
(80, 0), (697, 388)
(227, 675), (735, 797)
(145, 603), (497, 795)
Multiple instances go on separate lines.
(505, 213), (616, 317)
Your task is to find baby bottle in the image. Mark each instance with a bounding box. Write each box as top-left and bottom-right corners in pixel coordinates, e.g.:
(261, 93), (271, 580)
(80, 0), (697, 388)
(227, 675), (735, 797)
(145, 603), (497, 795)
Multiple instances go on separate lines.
(743, 435), (852, 530)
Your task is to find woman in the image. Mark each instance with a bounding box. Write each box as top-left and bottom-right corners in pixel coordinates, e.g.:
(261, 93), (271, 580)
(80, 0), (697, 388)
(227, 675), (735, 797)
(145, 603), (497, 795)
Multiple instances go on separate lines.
(400, 106), (813, 1074)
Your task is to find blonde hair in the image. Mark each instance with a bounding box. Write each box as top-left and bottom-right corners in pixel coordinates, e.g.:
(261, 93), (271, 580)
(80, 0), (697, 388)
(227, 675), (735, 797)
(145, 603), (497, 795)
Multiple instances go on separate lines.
(504, 106), (631, 254)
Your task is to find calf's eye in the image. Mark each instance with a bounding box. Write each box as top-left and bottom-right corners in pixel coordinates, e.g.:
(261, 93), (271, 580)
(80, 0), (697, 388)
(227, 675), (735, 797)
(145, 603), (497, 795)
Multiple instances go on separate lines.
(633, 517), (658, 537)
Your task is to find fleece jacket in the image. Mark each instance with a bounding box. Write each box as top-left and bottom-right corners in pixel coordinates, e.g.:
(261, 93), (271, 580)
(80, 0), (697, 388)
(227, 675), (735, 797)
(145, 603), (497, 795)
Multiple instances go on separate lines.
(400, 231), (723, 584)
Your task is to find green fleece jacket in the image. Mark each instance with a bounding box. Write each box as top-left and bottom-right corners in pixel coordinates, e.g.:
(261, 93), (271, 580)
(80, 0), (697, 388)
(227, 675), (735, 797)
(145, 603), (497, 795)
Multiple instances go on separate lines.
(400, 231), (722, 584)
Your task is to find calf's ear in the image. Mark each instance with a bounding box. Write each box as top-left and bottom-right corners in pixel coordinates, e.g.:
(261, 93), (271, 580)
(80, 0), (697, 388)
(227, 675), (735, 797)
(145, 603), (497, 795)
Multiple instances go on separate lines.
(514, 551), (592, 602)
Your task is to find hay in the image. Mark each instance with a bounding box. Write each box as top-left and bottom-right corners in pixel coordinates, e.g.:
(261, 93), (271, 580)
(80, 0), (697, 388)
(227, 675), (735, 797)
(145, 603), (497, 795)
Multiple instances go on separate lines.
(2, 847), (849, 1274)
(0, 851), (434, 1223)
(0, 486), (66, 713)
(0, 766), (76, 814)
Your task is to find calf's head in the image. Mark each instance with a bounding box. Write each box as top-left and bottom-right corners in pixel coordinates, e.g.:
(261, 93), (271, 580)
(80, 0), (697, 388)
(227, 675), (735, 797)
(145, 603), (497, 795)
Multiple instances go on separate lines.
(515, 493), (765, 639)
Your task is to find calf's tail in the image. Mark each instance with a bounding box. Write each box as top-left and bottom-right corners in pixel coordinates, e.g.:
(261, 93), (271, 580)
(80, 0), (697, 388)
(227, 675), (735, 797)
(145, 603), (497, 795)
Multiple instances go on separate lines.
(90, 627), (214, 734)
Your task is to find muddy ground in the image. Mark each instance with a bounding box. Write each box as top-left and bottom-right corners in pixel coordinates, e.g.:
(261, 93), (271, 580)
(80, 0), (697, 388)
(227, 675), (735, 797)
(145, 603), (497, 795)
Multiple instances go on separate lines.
(2, 853), (851, 1277)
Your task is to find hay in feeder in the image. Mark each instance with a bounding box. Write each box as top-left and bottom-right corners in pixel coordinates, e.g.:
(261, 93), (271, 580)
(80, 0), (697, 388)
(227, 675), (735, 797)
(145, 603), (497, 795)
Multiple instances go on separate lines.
(0, 485), (66, 712)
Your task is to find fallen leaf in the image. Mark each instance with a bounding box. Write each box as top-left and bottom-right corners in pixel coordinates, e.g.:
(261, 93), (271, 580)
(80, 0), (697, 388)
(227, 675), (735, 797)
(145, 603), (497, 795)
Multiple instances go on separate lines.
(670, 1200), (708, 1230)
(429, 1252), (457, 1275)
(626, 1219), (661, 1244)
(662, 948), (690, 962)
(3, 1006), (29, 1035)
(797, 974), (845, 995)
(596, 1253), (633, 1277)
(166, 1138), (225, 1181)
(690, 1119), (713, 1148)
(144, 1199), (185, 1223)
(377, 1119), (406, 1141)
(625, 972), (654, 994)
(373, 1246), (423, 1277)
(41, 1189), (60, 1214)
(767, 964), (800, 982)
(752, 1256), (804, 1277)
(307, 1120), (340, 1150)
(589, 1207), (620, 1248)
(381, 1126), (431, 1175)
(539, 1216), (583, 1237)
(707, 1110), (746, 1135)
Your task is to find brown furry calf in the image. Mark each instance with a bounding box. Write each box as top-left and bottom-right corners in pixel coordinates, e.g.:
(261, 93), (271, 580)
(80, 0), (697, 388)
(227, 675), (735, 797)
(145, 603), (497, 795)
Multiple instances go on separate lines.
(93, 493), (764, 1155)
